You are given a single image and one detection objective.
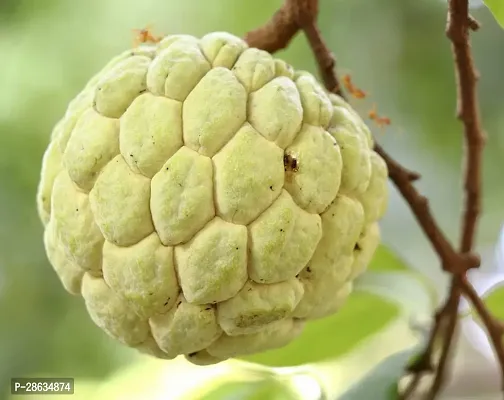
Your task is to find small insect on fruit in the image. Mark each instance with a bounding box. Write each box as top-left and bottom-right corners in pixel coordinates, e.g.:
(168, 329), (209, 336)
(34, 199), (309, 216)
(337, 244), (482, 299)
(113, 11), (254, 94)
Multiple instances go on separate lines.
(342, 74), (367, 99)
(132, 25), (163, 47)
(368, 104), (391, 129)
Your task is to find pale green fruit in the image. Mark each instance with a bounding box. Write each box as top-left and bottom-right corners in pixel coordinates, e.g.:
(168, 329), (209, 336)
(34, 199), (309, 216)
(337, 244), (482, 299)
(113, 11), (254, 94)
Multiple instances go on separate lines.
(36, 32), (389, 365)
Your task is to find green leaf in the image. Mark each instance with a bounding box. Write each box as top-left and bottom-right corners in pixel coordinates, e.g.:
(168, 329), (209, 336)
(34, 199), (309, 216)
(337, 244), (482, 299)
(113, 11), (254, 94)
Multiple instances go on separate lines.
(355, 272), (436, 317)
(367, 245), (411, 272)
(301, 313), (423, 398)
(197, 378), (302, 400)
(241, 292), (400, 367)
(482, 284), (504, 320)
(360, 246), (438, 314)
(196, 381), (259, 400)
(484, 0), (504, 28)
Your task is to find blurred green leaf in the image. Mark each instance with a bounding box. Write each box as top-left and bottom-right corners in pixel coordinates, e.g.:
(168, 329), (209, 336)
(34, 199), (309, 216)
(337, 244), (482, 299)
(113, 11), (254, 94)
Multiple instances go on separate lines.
(241, 292), (399, 367)
(484, 1), (504, 28)
(482, 284), (504, 320)
(368, 245), (411, 272)
(355, 271), (435, 317)
(360, 246), (438, 314)
(197, 381), (255, 400)
(197, 378), (302, 400)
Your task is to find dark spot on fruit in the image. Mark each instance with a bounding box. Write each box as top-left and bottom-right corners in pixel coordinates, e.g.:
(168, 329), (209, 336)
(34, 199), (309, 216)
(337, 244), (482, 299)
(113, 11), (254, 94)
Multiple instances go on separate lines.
(235, 247), (239, 250)
(129, 154), (134, 157)
(355, 243), (361, 251)
(269, 185), (273, 190)
(306, 267), (312, 273)
(295, 273), (299, 278)
(166, 167), (169, 170)
(205, 307), (212, 310)
(75, 208), (79, 212)
(280, 229), (284, 232)
(139, 89), (147, 94)
(283, 154), (299, 173)
(177, 301), (182, 307)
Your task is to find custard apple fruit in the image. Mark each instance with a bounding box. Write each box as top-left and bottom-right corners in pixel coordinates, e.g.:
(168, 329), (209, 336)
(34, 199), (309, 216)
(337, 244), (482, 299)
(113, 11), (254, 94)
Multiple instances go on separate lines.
(36, 31), (388, 365)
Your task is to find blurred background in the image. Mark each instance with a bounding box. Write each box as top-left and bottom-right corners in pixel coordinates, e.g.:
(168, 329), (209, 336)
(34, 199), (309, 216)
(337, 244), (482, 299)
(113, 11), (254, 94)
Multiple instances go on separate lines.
(0, 0), (503, 397)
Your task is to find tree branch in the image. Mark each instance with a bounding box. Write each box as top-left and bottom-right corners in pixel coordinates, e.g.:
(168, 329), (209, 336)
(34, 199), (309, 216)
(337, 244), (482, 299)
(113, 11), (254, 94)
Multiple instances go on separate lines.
(374, 143), (479, 275)
(446, 0), (486, 254)
(302, 22), (344, 97)
(244, 0), (344, 98)
(244, 0), (299, 52)
(244, 0), (499, 398)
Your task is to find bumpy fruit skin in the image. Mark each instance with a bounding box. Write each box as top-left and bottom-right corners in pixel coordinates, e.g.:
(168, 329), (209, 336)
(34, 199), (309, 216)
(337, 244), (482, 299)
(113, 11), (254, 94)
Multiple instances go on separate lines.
(37, 32), (388, 365)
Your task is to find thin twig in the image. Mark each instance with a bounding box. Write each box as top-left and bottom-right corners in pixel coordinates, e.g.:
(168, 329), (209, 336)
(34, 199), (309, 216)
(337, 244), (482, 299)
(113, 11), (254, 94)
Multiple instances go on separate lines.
(428, 279), (462, 398)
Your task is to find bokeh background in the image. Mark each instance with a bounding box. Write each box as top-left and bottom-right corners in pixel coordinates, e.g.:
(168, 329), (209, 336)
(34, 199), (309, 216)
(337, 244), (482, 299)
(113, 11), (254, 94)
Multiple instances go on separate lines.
(0, 0), (503, 397)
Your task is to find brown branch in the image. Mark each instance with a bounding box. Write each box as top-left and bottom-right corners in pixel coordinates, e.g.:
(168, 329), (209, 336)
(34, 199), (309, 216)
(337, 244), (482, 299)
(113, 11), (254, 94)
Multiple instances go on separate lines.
(394, 0), (496, 397)
(402, 289), (455, 399)
(373, 143), (421, 182)
(446, 0), (486, 253)
(244, 2), (299, 52)
(244, 0), (345, 98)
(302, 23), (344, 97)
(243, 0), (500, 398)
(428, 279), (462, 398)
(374, 143), (479, 275)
